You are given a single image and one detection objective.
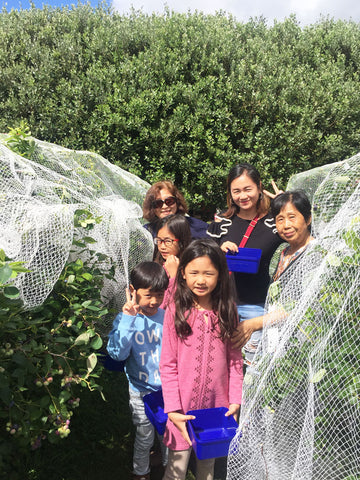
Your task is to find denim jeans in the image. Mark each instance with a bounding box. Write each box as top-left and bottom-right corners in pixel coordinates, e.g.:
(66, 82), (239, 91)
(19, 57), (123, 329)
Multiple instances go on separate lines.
(129, 387), (168, 476)
(237, 304), (265, 366)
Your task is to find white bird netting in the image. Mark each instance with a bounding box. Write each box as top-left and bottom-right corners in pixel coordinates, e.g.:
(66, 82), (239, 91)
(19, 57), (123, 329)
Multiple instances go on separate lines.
(0, 136), (154, 330)
(227, 154), (360, 480)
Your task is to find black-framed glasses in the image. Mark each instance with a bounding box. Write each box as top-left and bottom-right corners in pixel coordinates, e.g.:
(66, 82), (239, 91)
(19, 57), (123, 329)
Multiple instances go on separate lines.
(152, 196), (177, 209)
(154, 237), (179, 247)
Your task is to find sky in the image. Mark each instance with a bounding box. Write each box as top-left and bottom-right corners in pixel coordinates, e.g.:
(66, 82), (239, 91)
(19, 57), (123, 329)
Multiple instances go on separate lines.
(1, 0), (360, 26)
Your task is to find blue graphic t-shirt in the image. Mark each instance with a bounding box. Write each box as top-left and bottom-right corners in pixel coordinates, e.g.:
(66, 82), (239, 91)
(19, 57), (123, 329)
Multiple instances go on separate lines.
(107, 309), (164, 393)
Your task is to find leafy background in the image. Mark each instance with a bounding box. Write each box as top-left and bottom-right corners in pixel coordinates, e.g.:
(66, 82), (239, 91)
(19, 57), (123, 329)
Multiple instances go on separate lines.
(1, 5), (360, 479)
(1, 6), (360, 217)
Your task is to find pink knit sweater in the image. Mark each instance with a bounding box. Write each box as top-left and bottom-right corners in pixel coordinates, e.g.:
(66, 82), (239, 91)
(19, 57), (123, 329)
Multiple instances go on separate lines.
(159, 304), (243, 450)
(160, 276), (176, 310)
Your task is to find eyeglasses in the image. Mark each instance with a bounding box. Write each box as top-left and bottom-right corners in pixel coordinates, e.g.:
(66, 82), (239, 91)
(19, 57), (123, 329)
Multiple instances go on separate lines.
(152, 196), (177, 209)
(154, 237), (179, 247)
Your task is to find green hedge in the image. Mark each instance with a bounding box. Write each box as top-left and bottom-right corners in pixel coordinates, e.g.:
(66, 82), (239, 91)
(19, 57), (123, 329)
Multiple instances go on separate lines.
(1, 6), (360, 217)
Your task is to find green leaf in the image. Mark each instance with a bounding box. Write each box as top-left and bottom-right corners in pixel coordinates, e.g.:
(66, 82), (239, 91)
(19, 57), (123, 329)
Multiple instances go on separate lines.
(40, 396), (51, 408)
(310, 368), (327, 383)
(45, 353), (53, 371)
(83, 236), (97, 244)
(0, 265), (13, 284)
(87, 353), (98, 373)
(3, 285), (20, 299)
(85, 305), (101, 311)
(91, 336), (103, 350)
(29, 406), (42, 420)
(59, 390), (71, 404)
(81, 273), (93, 281)
(74, 332), (91, 345)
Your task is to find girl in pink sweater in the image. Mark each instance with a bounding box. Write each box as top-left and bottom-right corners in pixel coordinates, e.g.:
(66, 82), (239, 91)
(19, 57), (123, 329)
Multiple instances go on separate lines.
(160, 239), (244, 480)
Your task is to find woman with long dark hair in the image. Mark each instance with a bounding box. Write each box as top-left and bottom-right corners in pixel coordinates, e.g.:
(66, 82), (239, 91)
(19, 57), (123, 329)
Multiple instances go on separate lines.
(207, 163), (284, 365)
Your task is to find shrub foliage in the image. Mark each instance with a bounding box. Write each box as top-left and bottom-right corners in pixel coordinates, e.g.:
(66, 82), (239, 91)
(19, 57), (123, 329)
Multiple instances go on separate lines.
(1, 6), (360, 215)
(0, 216), (111, 474)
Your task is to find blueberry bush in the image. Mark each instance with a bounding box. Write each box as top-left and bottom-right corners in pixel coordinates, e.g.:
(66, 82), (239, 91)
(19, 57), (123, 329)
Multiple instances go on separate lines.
(0, 216), (112, 475)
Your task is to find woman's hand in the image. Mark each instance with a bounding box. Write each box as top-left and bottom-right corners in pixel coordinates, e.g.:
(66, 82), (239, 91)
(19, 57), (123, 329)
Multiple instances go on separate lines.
(164, 255), (179, 278)
(263, 180), (284, 199)
(231, 317), (263, 350)
(225, 403), (240, 422)
(122, 288), (140, 316)
(220, 241), (238, 254)
(168, 411), (196, 447)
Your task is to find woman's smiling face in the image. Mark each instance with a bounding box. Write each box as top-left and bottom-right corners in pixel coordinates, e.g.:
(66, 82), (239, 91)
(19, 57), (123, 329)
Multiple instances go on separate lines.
(275, 202), (311, 249)
(230, 173), (261, 217)
(154, 188), (178, 218)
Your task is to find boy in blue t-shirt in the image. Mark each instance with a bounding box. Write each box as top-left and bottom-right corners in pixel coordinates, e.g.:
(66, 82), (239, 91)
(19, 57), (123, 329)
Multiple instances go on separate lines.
(107, 261), (169, 480)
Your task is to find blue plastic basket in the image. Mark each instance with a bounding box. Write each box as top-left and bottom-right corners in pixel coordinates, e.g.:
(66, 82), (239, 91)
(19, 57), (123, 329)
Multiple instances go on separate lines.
(187, 407), (238, 459)
(226, 248), (262, 273)
(98, 353), (125, 372)
(143, 389), (168, 435)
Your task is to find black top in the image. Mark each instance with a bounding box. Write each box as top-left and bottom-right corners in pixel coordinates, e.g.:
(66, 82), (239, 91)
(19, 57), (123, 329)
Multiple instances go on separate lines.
(144, 215), (208, 240)
(207, 214), (283, 304)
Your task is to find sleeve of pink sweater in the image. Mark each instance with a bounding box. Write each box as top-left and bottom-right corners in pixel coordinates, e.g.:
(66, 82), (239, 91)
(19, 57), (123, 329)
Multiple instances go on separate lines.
(227, 340), (244, 405)
(159, 304), (183, 413)
(160, 276), (176, 310)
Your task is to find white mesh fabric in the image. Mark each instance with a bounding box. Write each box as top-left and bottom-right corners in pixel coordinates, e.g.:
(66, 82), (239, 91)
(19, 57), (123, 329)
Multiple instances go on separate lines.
(228, 154), (360, 480)
(0, 136), (153, 330)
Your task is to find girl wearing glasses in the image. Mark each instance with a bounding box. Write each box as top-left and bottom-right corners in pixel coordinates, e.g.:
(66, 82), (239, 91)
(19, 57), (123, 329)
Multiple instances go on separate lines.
(142, 181), (208, 239)
(153, 214), (191, 309)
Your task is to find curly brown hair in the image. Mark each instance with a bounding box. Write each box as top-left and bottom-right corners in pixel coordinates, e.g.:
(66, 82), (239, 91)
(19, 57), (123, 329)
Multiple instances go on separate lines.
(142, 181), (188, 222)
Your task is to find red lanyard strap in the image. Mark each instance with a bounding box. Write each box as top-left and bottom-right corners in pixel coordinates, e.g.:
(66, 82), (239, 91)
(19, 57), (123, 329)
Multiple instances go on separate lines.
(239, 216), (259, 248)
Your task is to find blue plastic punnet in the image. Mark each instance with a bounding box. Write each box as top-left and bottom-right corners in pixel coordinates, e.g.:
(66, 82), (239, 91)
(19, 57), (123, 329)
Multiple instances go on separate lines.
(225, 247), (262, 273)
(143, 389), (168, 435)
(98, 353), (125, 372)
(186, 407), (238, 459)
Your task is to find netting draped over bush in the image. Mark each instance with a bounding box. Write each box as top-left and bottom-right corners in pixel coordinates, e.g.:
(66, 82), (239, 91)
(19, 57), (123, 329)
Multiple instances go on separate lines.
(0, 136), (153, 319)
(227, 154), (360, 479)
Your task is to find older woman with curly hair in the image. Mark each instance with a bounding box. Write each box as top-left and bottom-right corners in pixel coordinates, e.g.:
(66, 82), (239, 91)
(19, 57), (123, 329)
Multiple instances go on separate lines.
(142, 180), (208, 239)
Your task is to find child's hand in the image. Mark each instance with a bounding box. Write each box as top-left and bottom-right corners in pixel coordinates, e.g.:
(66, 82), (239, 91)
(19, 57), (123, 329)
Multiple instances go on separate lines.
(164, 255), (179, 278)
(122, 288), (140, 316)
(220, 241), (238, 254)
(168, 411), (195, 447)
(225, 403), (240, 422)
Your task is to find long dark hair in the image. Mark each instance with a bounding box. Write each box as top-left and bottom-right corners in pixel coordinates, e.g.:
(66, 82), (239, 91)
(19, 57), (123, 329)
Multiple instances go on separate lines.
(222, 163), (270, 218)
(174, 238), (238, 341)
(142, 180), (188, 222)
(153, 214), (192, 265)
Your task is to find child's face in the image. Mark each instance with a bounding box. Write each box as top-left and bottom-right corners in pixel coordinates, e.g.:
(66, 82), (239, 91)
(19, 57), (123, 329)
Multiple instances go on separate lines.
(182, 255), (219, 306)
(135, 288), (165, 317)
(156, 225), (180, 259)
